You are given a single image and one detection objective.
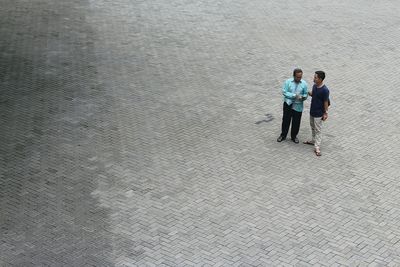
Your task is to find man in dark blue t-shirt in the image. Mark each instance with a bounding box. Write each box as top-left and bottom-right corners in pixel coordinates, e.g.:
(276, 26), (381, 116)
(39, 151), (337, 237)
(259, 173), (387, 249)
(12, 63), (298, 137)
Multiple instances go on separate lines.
(303, 71), (330, 156)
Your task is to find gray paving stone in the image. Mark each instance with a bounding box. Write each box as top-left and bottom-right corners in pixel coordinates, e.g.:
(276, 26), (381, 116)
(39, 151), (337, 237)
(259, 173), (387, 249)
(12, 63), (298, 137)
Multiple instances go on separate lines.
(1, 0), (400, 266)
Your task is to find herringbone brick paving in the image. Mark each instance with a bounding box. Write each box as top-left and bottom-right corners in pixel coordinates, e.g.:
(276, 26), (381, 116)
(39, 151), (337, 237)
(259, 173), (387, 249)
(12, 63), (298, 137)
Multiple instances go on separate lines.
(1, 0), (400, 266)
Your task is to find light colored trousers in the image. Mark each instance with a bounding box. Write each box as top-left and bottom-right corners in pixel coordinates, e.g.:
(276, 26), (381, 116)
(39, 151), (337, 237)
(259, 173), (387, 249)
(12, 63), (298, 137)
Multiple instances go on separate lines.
(310, 116), (323, 149)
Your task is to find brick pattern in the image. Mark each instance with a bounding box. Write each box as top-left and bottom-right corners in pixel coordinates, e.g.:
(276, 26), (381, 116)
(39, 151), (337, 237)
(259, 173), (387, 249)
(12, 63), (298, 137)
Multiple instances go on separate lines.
(1, 0), (400, 266)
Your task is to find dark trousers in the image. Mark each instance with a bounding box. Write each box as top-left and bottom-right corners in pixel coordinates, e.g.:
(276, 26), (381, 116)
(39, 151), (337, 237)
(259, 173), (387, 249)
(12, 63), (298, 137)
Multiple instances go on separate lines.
(280, 102), (302, 139)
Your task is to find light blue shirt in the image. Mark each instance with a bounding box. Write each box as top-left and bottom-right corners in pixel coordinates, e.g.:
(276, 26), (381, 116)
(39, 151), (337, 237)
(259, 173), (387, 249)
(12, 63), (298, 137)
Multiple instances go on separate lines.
(282, 78), (308, 112)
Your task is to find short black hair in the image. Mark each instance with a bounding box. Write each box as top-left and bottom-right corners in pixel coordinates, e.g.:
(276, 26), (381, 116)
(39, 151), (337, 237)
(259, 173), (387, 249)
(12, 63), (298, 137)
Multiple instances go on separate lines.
(315, 71), (326, 81)
(293, 68), (303, 76)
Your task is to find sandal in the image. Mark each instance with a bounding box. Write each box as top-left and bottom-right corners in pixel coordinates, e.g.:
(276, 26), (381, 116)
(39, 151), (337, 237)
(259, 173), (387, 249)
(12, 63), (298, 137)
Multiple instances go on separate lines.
(314, 149), (321, 157)
(303, 141), (314, 145)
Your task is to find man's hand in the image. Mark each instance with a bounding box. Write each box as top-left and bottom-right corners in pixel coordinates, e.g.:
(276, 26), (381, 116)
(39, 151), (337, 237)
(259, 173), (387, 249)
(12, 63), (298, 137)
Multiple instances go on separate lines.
(295, 94), (307, 101)
(322, 113), (328, 121)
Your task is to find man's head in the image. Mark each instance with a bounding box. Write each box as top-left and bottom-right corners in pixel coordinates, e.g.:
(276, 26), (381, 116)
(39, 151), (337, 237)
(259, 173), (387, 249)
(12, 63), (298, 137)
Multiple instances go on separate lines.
(314, 71), (326, 85)
(293, 68), (303, 83)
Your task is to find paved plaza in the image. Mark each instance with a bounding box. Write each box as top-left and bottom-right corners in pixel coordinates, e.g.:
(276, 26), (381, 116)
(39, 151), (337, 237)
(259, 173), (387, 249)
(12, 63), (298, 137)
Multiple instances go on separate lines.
(1, 0), (400, 266)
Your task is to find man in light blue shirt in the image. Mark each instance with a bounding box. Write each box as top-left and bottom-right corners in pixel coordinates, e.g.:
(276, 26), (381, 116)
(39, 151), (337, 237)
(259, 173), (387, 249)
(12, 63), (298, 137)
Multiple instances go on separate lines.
(277, 68), (308, 143)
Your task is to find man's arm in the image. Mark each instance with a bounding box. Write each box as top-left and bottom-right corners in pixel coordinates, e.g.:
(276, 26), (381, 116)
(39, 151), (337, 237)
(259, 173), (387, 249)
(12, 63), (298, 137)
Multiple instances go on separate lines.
(282, 80), (296, 99)
(322, 101), (329, 120)
(301, 83), (308, 101)
(322, 90), (329, 121)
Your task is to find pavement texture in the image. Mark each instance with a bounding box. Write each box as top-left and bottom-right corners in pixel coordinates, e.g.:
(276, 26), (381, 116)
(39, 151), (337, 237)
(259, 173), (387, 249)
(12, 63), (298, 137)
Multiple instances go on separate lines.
(1, 0), (400, 266)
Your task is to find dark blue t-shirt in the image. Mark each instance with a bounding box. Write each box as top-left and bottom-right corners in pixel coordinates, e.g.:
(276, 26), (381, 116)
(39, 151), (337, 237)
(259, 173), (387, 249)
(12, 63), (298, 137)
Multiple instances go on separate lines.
(310, 84), (330, 117)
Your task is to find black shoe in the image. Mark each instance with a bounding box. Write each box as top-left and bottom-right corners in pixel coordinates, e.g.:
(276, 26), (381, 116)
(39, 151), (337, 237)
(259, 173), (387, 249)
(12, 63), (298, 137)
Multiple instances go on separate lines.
(277, 136), (286, 142)
(292, 137), (299, 143)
